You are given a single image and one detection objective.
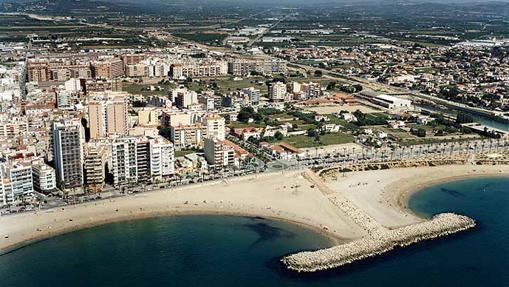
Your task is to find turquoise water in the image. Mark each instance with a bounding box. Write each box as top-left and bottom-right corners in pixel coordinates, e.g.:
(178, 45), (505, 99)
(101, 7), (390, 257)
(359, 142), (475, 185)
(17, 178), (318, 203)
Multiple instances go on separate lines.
(0, 177), (508, 286)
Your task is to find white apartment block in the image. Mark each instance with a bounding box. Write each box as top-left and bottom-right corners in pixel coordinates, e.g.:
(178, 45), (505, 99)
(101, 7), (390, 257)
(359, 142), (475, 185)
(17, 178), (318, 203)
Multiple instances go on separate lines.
(0, 161), (33, 201)
(170, 87), (198, 109)
(169, 124), (206, 150)
(161, 110), (197, 127)
(269, 82), (287, 101)
(204, 138), (235, 169)
(149, 138), (175, 180)
(111, 136), (175, 186)
(227, 59), (287, 76)
(170, 61), (228, 79)
(203, 114), (225, 141)
(32, 163), (56, 192)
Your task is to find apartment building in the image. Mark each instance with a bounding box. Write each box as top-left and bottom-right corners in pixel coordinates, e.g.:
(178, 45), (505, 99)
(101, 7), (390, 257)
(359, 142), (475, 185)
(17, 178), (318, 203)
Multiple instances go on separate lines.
(111, 136), (174, 186)
(32, 163), (56, 193)
(227, 59), (287, 76)
(0, 161), (33, 199)
(88, 92), (129, 139)
(84, 142), (109, 187)
(170, 61), (228, 79)
(169, 124), (206, 149)
(0, 118), (28, 140)
(83, 79), (123, 94)
(92, 58), (125, 79)
(203, 138), (235, 170)
(203, 114), (225, 141)
(268, 82), (287, 101)
(52, 119), (84, 189)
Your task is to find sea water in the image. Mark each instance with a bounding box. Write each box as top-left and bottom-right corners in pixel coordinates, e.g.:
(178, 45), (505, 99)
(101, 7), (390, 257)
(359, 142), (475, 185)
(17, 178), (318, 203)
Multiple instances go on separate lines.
(0, 177), (508, 287)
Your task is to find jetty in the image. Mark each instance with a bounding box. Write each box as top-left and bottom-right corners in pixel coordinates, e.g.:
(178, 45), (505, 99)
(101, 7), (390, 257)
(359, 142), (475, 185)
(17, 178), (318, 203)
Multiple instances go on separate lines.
(282, 170), (477, 272)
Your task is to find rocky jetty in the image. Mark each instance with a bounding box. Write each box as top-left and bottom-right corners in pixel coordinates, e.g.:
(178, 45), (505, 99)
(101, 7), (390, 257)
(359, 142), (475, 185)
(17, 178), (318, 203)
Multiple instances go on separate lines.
(282, 171), (476, 273)
(282, 213), (475, 272)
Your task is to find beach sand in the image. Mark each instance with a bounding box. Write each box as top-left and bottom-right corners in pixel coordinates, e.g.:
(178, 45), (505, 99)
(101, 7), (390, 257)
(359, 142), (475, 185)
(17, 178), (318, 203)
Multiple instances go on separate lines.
(1, 165), (508, 254)
(325, 164), (509, 227)
(0, 170), (364, 254)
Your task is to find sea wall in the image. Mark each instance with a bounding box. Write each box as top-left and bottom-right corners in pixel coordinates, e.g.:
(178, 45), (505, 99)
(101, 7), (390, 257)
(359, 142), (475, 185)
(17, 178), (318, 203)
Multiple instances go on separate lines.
(282, 213), (475, 272)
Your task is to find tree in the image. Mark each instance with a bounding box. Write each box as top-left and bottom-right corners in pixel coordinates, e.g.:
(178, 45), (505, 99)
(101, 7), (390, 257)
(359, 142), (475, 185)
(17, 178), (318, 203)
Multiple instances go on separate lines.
(353, 84), (363, 92)
(413, 128), (427, 137)
(456, 112), (474, 124)
(158, 127), (171, 139)
(274, 131), (284, 141)
(132, 100), (147, 108)
(439, 85), (460, 99)
(307, 128), (318, 138)
(237, 107), (256, 123)
(314, 70), (323, 77)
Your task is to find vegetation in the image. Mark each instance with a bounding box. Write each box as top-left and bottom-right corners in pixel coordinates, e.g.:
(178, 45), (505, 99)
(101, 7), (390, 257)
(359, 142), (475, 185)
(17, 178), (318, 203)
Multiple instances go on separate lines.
(174, 33), (227, 44)
(456, 112), (474, 124)
(353, 110), (388, 126)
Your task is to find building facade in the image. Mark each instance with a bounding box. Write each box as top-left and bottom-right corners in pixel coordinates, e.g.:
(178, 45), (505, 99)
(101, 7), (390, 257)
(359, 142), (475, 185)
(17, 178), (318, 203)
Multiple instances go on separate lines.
(52, 120), (84, 189)
(32, 163), (56, 193)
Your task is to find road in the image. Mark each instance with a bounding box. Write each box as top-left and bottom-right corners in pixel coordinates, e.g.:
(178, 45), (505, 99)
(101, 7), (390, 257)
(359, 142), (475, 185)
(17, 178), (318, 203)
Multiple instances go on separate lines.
(247, 12), (295, 47)
(288, 63), (502, 119)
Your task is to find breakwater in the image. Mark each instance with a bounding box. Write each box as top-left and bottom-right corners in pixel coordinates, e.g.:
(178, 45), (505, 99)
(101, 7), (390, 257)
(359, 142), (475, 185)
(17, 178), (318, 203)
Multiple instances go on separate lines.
(282, 171), (477, 273)
(282, 213), (475, 272)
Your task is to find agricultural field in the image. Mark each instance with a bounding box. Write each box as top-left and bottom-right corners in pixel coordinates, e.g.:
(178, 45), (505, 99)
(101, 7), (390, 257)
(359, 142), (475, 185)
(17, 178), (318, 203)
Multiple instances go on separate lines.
(173, 33), (228, 45)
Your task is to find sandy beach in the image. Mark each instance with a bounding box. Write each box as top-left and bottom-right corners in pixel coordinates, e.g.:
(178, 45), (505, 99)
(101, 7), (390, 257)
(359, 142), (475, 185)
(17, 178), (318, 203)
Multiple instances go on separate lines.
(325, 164), (509, 227)
(1, 165), (508, 255)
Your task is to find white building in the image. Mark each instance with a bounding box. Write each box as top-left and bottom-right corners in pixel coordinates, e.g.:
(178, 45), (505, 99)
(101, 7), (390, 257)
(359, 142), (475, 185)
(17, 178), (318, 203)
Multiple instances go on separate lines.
(170, 61), (228, 79)
(149, 138), (175, 180)
(0, 161), (33, 201)
(170, 87), (199, 109)
(64, 78), (82, 93)
(269, 82), (287, 101)
(359, 91), (413, 110)
(203, 114), (225, 141)
(56, 90), (72, 108)
(32, 163), (56, 192)
(374, 94), (412, 110)
(204, 137), (235, 169)
(288, 81), (301, 94)
(111, 136), (175, 186)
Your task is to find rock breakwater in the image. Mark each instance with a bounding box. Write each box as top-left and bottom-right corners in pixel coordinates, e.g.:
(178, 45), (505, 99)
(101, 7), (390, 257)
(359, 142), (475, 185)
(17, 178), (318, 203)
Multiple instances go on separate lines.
(282, 213), (475, 272)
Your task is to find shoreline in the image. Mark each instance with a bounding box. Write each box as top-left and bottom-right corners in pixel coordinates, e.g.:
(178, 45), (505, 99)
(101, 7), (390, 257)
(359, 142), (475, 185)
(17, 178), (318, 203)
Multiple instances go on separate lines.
(1, 165), (508, 259)
(323, 164), (508, 228)
(397, 173), (509, 218)
(390, 172), (509, 220)
(281, 164), (508, 272)
(1, 170), (359, 255)
(0, 209), (342, 257)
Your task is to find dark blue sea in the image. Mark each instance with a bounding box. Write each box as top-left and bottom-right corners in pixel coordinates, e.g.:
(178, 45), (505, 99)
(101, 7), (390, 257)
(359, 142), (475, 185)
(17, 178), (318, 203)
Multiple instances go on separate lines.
(1, 176), (508, 286)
